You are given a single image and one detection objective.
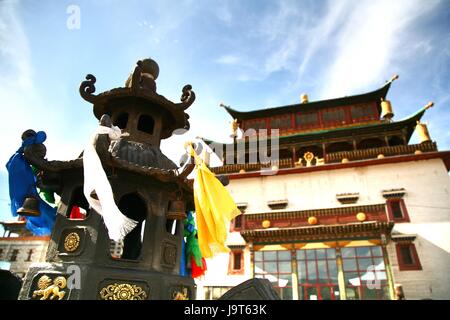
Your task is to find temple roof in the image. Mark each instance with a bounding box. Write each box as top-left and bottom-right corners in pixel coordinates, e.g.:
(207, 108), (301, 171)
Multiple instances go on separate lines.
(201, 105), (428, 147)
(222, 81), (391, 120)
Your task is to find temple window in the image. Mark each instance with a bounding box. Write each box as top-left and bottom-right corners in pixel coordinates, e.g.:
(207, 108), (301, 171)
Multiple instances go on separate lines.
(297, 248), (340, 300)
(295, 112), (318, 129)
(116, 193), (147, 260)
(244, 118), (266, 132)
(350, 103), (377, 122)
(10, 249), (19, 262)
(270, 115), (291, 130)
(26, 249), (34, 262)
(396, 243), (422, 271)
(386, 199), (410, 223)
(254, 250), (293, 299)
(230, 214), (243, 232)
(228, 250), (244, 274)
(322, 108), (346, 125)
(341, 246), (389, 300)
(113, 112), (129, 129)
(137, 114), (155, 134)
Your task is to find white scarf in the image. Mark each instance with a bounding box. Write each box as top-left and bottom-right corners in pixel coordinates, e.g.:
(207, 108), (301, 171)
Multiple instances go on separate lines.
(83, 125), (137, 241)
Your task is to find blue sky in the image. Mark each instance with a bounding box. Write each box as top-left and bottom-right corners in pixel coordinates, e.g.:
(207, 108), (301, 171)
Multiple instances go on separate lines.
(1, 0), (449, 227)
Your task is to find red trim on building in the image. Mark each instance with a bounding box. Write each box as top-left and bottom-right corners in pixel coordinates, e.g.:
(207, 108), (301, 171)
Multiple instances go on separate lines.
(225, 151), (450, 180)
(396, 243), (422, 271)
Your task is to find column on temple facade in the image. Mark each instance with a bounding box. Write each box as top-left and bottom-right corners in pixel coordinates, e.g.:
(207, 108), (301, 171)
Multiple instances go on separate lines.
(290, 247), (299, 300)
(248, 242), (254, 278)
(381, 235), (395, 300)
(335, 247), (347, 300)
(291, 146), (297, 165)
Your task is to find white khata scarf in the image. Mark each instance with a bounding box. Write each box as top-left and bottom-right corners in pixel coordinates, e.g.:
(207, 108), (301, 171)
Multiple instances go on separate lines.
(83, 125), (138, 241)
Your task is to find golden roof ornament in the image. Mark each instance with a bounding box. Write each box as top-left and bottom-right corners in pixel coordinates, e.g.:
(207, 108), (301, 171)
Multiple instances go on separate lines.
(415, 102), (434, 143)
(416, 120), (431, 143)
(424, 101), (434, 110)
(381, 98), (394, 121)
(303, 152), (314, 167)
(301, 93), (309, 104)
(230, 119), (239, 138)
(391, 74), (399, 81)
(387, 74), (399, 84)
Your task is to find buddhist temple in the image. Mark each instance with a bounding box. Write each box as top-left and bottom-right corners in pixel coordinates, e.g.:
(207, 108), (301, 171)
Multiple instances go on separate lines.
(197, 75), (450, 300)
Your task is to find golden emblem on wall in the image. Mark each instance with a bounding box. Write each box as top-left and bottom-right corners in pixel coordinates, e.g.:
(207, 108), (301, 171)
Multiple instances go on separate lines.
(64, 232), (80, 252)
(308, 216), (318, 225)
(99, 283), (148, 300)
(356, 212), (367, 222)
(262, 220), (271, 228)
(303, 152), (314, 167)
(32, 275), (67, 300)
(172, 287), (189, 300)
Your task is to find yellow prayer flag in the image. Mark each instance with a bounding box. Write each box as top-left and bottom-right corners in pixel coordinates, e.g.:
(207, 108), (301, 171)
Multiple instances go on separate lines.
(188, 144), (241, 258)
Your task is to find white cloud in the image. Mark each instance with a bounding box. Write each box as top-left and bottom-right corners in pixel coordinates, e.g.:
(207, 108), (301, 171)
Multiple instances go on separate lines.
(318, 0), (441, 98)
(215, 54), (240, 65)
(0, 2), (81, 171)
(231, 0), (442, 98)
(0, 2), (32, 90)
(0, 1), (35, 167)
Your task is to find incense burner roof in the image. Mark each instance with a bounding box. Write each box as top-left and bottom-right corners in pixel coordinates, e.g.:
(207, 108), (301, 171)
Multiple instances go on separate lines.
(79, 58), (195, 139)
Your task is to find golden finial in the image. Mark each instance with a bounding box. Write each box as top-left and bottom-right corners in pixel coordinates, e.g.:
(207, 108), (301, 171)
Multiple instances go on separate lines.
(387, 74), (399, 84)
(424, 101), (434, 110)
(300, 93), (309, 104)
(230, 119), (239, 138)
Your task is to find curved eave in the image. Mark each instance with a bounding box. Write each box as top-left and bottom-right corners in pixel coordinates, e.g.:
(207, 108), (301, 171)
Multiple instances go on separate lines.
(241, 221), (394, 243)
(24, 149), (192, 192)
(91, 87), (187, 139)
(223, 82), (391, 120)
(201, 106), (427, 148)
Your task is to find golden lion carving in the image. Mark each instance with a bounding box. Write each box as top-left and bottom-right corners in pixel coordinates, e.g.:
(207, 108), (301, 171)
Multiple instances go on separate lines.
(32, 275), (67, 300)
